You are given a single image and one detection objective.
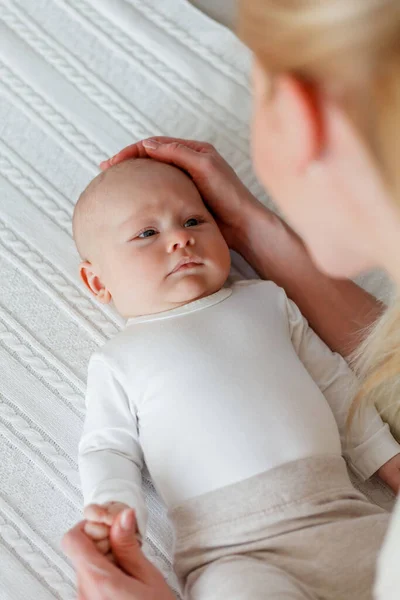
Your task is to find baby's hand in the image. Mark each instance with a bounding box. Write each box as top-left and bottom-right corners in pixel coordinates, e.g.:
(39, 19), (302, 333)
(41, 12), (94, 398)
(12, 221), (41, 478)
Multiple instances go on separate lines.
(376, 453), (400, 494)
(83, 502), (135, 560)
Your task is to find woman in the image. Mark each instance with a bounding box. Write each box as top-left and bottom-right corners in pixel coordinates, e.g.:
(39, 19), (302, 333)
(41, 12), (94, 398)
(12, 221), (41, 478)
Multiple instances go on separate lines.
(63, 0), (400, 598)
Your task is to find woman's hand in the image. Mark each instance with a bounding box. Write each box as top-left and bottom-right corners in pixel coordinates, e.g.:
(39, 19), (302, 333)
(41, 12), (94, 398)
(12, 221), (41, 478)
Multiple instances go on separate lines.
(83, 502), (140, 562)
(62, 509), (176, 600)
(100, 137), (269, 251)
(377, 453), (400, 494)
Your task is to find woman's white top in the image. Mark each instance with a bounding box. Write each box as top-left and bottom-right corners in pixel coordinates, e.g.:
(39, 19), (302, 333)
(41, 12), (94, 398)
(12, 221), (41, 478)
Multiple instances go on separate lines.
(79, 280), (399, 538)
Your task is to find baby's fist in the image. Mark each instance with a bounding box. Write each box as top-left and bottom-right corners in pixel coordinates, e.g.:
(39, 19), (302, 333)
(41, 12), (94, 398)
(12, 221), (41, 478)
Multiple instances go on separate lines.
(377, 453), (400, 494)
(84, 501), (130, 527)
(83, 502), (132, 557)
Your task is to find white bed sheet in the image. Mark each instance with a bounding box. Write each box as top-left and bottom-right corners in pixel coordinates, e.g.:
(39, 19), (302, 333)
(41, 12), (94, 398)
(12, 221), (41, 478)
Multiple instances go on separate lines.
(0, 1), (396, 598)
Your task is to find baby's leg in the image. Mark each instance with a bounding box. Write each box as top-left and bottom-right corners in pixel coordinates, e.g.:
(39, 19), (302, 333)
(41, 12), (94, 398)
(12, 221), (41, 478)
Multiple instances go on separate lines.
(185, 555), (316, 600)
(259, 502), (389, 600)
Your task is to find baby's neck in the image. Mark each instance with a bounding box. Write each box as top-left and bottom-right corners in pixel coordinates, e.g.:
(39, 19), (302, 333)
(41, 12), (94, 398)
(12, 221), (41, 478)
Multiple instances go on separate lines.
(125, 281), (230, 321)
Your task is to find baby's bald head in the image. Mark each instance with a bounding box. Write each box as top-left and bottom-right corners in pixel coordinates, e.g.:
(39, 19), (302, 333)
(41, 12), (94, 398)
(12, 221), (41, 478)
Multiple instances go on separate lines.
(73, 158), (194, 261)
(73, 167), (107, 260)
(72, 157), (230, 318)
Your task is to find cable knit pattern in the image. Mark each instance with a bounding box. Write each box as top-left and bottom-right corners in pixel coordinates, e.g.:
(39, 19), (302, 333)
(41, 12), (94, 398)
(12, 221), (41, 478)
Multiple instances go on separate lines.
(124, 0), (249, 88)
(0, 144), (73, 233)
(53, 0), (249, 150)
(0, 221), (119, 336)
(1, 2), (158, 141)
(0, 397), (80, 489)
(0, 1), (395, 598)
(0, 318), (85, 417)
(0, 498), (76, 599)
(0, 62), (105, 169)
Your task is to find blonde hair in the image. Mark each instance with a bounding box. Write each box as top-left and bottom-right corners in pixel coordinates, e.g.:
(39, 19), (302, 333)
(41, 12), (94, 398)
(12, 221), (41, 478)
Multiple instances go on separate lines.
(238, 0), (400, 439)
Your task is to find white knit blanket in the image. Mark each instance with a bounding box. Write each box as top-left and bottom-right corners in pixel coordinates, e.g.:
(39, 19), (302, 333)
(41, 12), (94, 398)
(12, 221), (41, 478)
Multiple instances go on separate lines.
(0, 1), (395, 598)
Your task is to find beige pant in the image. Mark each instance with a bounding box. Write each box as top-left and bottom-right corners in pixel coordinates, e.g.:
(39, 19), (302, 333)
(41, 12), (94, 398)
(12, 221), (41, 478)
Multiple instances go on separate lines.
(169, 455), (389, 600)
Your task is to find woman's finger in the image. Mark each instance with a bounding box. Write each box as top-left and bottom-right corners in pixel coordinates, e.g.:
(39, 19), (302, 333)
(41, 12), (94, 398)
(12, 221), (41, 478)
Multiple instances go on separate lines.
(140, 140), (211, 174)
(101, 137), (214, 170)
(109, 509), (150, 580)
(76, 566), (111, 600)
(62, 521), (118, 577)
(77, 579), (88, 600)
(99, 143), (149, 170)
(63, 522), (144, 600)
(139, 136), (212, 153)
(110, 509), (175, 597)
(75, 565), (107, 600)
(77, 561), (148, 600)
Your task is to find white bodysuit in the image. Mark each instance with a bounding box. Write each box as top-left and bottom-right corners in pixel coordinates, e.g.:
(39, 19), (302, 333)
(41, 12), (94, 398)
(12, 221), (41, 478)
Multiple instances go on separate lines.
(79, 280), (399, 538)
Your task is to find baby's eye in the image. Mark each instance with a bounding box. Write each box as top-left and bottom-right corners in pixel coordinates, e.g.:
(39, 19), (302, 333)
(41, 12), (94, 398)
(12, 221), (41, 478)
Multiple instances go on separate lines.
(138, 229), (157, 239)
(184, 218), (201, 228)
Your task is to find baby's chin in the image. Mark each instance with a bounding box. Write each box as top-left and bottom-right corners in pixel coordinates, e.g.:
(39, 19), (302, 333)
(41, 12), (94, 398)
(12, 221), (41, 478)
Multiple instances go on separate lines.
(122, 273), (227, 318)
(166, 274), (220, 305)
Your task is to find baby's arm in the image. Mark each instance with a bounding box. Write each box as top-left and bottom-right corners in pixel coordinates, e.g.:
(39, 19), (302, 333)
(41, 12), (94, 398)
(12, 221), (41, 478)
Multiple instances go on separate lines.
(79, 355), (147, 552)
(282, 288), (400, 488)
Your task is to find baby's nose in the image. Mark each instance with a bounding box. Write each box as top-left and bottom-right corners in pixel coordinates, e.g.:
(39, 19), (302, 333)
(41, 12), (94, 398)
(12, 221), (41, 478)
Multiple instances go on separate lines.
(168, 229), (195, 252)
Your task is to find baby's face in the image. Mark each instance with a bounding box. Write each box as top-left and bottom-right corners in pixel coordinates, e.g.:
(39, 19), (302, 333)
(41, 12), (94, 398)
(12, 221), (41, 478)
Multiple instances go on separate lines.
(77, 160), (231, 317)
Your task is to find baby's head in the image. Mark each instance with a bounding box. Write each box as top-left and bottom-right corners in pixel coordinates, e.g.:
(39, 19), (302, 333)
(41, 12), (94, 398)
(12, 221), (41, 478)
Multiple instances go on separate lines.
(73, 159), (231, 318)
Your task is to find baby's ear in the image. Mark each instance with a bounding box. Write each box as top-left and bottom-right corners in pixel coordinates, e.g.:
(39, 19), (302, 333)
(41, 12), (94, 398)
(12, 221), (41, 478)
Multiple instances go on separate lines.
(79, 261), (112, 304)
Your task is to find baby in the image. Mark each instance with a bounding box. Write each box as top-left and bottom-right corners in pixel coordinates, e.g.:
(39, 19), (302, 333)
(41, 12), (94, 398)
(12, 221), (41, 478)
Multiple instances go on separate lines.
(74, 158), (400, 600)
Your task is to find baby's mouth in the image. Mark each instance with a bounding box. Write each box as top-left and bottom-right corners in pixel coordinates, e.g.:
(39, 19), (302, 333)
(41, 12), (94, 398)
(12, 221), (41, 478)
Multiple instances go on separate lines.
(169, 257), (203, 275)
(175, 262), (202, 272)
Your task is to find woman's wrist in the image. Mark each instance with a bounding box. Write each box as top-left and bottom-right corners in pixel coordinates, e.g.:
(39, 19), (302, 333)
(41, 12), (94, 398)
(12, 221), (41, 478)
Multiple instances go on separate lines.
(233, 198), (383, 356)
(232, 199), (303, 281)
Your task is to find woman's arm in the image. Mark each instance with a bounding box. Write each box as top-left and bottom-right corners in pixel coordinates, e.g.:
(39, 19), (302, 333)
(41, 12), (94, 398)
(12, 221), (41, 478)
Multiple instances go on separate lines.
(237, 203), (383, 357)
(103, 137), (383, 358)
